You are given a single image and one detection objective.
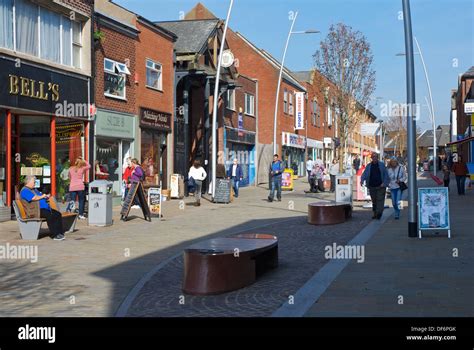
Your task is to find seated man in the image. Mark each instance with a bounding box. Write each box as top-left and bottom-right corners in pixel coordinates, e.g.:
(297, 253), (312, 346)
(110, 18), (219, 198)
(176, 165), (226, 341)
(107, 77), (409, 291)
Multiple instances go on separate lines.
(20, 175), (65, 241)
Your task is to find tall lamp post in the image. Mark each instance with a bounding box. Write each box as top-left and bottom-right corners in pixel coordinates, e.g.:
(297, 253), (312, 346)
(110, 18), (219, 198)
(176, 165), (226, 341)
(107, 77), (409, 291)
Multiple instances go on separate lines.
(211, 0), (234, 200)
(402, 0), (418, 238)
(396, 37), (436, 176)
(272, 11), (319, 154)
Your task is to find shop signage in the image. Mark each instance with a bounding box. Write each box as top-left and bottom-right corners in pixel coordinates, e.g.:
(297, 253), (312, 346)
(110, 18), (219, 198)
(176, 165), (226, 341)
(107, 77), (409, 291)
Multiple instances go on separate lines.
(306, 138), (324, 149)
(148, 187), (162, 217)
(464, 102), (474, 114)
(323, 137), (332, 147)
(360, 123), (380, 135)
(418, 187), (451, 238)
(220, 50), (235, 68)
(95, 110), (135, 139)
(282, 132), (305, 149)
(0, 56), (89, 116)
(140, 108), (172, 131)
(238, 113), (243, 136)
(295, 92), (305, 130)
(56, 123), (83, 144)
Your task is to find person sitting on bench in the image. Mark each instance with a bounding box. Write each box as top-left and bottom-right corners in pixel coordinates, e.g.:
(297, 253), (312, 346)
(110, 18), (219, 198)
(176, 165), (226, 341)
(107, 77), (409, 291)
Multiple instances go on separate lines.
(20, 175), (65, 241)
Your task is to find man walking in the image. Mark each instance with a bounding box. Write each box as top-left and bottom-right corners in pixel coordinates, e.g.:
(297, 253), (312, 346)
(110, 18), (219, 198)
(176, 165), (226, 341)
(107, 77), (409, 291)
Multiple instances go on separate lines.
(227, 158), (243, 198)
(329, 158), (339, 193)
(353, 154), (361, 172)
(361, 153), (390, 219)
(268, 154), (284, 202)
(306, 157), (314, 183)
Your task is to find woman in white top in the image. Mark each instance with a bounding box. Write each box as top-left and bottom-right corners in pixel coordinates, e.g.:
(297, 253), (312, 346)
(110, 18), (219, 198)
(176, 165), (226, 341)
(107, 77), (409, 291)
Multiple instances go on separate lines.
(188, 160), (207, 206)
(387, 157), (407, 220)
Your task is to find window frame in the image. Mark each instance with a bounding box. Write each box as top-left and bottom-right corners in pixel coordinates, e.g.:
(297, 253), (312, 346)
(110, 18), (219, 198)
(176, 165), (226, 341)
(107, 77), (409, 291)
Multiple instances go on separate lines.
(244, 93), (255, 117)
(145, 58), (163, 91)
(283, 88), (288, 114)
(226, 89), (236, 111)
(104, 58), (127, 100)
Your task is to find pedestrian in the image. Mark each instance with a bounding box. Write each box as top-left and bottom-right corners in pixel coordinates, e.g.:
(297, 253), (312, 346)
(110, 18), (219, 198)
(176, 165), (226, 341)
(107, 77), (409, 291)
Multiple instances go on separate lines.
(306, 157), (314, 183)
(129, 159), (145, 208)
(329, 159), (339, 193)
(227, 158), (243, 198)
(20, 175), (65, 240)
(442, 164), (450, 189)
(312, 160), (325, 192)
(361, 152), (390, 220)
(188, 160), (207, 206)
(268, 154), (284, 202)
(122, 157), (133, 199)
(451, 155), (469, 195)
(68, 156), (91, 220)
(387, 157), (407, 220)
(353, 154), (361, 172)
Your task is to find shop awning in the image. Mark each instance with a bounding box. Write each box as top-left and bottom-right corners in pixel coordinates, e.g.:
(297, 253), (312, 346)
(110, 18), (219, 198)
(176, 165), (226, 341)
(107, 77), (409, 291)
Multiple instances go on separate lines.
(446, 136), (474, 147)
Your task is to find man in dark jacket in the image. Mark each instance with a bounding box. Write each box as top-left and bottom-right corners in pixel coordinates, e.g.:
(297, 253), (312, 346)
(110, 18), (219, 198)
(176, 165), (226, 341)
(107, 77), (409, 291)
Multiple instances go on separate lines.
(353, 154), (361, 172)
(361, 153), (390, 219)
(268, 154), (284, 202)
(227, 158), (244, 198)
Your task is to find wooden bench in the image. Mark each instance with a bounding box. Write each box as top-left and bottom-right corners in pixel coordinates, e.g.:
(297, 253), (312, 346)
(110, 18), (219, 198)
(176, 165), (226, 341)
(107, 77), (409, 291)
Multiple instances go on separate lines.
(12, 198), (78, 240)
(183, 233), (278, 295)
(308, 202), (352, 225)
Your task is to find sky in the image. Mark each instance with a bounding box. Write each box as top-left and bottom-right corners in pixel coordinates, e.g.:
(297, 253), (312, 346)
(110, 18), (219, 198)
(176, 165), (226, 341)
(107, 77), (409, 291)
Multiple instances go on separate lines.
(115, 0), (473, 131)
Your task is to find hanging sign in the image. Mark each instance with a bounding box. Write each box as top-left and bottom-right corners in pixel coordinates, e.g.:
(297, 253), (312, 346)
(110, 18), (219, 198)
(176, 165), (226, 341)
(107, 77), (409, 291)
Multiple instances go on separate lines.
(295, 92), (305, 130)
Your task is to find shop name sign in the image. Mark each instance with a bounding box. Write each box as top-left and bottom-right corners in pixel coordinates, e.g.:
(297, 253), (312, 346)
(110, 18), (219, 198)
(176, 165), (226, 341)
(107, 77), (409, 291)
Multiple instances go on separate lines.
(8, 74), (60, 102)
(464, 102), (474, 114)
(295, 92), (305, 130)
(140, 108), (171, 131)
(282, 132), (306, 149)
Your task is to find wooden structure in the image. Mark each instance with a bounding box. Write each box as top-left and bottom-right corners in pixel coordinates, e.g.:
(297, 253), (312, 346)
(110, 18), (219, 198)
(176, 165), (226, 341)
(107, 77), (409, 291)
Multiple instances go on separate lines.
(307, 202), (352, 225)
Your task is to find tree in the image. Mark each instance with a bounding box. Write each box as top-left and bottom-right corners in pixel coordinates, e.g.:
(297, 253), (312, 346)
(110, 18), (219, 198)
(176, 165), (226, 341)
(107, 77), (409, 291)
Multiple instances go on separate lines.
(313, 23), (376, 172)
(384, 104), (408, 156)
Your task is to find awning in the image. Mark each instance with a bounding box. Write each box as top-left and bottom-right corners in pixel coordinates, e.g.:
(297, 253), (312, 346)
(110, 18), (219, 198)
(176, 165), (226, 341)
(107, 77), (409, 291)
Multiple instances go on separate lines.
(446, 136), (474, 147)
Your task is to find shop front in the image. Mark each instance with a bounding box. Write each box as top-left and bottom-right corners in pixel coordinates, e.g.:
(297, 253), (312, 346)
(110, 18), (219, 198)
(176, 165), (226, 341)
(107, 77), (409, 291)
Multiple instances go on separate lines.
(282, 132), (306, 177)
(0, 55), (90, 207)
(307, 138), (324, 161)
(139, 107), (172, 189)
(224, 126), (256, 186)
(94, 109), (136, 200)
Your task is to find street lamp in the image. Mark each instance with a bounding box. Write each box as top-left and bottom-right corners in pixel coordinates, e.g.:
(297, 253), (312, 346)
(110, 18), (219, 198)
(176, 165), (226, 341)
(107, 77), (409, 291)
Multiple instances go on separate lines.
(272, 11), (319, 155)
(396, 36), (437, 176)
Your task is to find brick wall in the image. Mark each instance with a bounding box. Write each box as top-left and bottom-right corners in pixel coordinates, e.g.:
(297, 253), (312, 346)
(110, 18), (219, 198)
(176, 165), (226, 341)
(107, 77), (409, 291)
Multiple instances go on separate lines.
(224, 74), (257, 132)
(59, 0), (93, 15)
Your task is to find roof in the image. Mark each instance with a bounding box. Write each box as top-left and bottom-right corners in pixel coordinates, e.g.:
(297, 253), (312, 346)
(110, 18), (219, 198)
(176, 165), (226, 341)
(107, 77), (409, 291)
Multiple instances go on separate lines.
(292, 71), (313, 84)
(417, 125), (451, 147)
(462, 66), (474, 79)
(156, 19), (219, 54)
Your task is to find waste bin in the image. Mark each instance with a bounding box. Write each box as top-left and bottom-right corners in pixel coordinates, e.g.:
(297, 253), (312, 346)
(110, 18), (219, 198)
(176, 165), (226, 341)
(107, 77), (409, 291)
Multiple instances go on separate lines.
(335, 175), (353, 203)
(88, 180), (113, 226)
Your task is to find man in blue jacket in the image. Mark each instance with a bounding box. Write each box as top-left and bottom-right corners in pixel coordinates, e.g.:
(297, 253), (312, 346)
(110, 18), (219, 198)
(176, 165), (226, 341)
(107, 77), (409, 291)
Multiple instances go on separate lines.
(227, 158), (243, 198)
(268, 154), (284, 202)
(361, 153), (390, 220)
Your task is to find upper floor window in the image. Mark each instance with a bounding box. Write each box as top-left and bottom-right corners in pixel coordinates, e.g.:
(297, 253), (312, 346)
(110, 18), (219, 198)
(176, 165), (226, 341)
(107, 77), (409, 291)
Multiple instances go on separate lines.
(227, 89), (235, 110)
(289, 92), (294, 115)
(244, 93), (255, 116)
(146, 59), (162, 91)
(0, 0), (83, 68)
(312, 100), (320, 127)
(104, 58), (130, 100)
(283, 88), (288, 114)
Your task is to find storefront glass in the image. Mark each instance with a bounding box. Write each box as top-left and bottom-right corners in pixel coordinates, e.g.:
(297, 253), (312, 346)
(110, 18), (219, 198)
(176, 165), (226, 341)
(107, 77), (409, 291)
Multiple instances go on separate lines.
(141, 129), (167, 188)
(282, 146), (305, 176)
(96, 137), (121, 196)
(0, 114), (5, 204)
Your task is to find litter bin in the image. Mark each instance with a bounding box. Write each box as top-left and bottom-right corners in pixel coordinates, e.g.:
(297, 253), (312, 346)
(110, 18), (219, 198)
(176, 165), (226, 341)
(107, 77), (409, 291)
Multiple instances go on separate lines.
(88, 180), (113, 226)
(335, 175), (353, 203)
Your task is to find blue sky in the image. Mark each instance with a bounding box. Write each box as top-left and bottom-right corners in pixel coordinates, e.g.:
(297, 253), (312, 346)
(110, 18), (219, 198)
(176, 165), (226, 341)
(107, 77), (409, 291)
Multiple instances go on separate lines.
(115, 0), (473, 131)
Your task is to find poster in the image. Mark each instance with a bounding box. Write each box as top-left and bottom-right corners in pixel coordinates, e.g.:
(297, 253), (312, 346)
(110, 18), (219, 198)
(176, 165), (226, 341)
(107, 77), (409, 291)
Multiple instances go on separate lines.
(43, 166), (51, 177)
(147, 187), (161, 216)
(281, 169), (294, 190)
(418, 188), (450, 230)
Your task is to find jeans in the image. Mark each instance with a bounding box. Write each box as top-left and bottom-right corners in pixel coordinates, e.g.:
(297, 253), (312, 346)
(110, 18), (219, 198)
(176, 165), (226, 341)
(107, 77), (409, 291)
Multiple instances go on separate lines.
(368, 186), (386, 217)
(330, 175), (336, 192)
(269, 176), (282, 200)
(390, 188), (401, 217)
(40, 208), (64, 237)
(455, 175), (466, 195)
(307, 170), (312, 183)
(69, 190), (86, 216)
(194, 180), (203, 203)
(231, 177), (240, 197)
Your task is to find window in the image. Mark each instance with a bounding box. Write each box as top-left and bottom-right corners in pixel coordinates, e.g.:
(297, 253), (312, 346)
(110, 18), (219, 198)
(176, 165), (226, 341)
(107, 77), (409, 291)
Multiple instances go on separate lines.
(244, 93), (255, 116)
(0, 0), (82, 68)
(227, 89), (235, 110)
(327, 105), (332, 126)
(289, 92), (294, 115)
(283, 88), (288, 114)
(312, 100), (320, 127)
(146, 59), (162, 90)
(104, 58), (130, 99)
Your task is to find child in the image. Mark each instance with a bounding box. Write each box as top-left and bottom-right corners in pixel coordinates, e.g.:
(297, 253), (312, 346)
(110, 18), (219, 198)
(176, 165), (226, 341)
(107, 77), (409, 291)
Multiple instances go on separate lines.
(442, 164), (450, 189)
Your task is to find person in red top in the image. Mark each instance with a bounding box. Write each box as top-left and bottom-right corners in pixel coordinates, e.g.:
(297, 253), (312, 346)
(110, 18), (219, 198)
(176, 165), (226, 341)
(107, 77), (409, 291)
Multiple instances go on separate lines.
(451, 155), (469, 195)
(122, 157), (133, 199)
(68, 156), (91, 219)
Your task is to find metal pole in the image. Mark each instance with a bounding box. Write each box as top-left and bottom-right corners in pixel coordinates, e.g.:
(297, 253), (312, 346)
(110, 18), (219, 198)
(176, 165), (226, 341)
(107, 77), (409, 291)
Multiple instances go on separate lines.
(273, 11), (298, 155)
(402, 0), (418, 237)
(414, 37), (436, 176)
(211, 0), (234, 200)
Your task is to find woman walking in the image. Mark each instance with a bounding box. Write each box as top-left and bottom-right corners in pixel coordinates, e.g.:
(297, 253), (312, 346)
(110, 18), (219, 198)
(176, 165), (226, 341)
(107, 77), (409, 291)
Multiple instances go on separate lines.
(451, 155), (469, 195)
(387, 157), (406, 220)
(68, 156), (91, 219)
(188, 160), (207, 206)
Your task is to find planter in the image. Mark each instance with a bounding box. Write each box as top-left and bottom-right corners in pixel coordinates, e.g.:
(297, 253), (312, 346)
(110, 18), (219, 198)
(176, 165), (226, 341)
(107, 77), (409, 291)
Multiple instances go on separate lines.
(0, 206), (11, 222)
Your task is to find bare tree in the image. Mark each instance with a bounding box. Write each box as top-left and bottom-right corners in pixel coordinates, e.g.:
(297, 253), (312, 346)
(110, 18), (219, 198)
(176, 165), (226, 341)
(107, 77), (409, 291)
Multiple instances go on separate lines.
(313, 23), (376, 172)
(384, 104), (408, 156)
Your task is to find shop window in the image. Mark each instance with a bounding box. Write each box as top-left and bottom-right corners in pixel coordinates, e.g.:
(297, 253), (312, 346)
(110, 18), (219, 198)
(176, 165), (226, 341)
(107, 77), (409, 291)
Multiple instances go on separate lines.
(244, 93), (254, 116)
(146, 59), (162, 90)
(0, 0), (83, 68)
(227, 90), (235, 111)
(283, 88), (288, 114)
(141, 129), (166, 186)
(104, 58), (130, 99)
(0, 115), (5, 205)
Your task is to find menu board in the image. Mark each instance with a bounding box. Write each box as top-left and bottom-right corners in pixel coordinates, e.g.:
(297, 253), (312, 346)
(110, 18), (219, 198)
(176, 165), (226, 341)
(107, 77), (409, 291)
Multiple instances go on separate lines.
(120, 181), (151, 222)
(418, 187), (450, 231)
(148, 187), (162, 217)
(214, 179), (231, 204)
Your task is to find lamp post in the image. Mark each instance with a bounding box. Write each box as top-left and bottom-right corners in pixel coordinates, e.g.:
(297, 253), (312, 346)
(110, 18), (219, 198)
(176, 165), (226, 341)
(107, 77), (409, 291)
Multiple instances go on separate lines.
(211, 0), (234, 200)
(402, 0), (418, 238)
(272, 11), (319, 155)
(396, 37), (436, 175)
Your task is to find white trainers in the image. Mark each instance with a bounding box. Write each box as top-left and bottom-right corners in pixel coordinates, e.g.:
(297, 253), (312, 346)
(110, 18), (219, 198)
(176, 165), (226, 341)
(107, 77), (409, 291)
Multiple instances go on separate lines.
(132, 205), (140, 209)
(78, 215), (86, 220)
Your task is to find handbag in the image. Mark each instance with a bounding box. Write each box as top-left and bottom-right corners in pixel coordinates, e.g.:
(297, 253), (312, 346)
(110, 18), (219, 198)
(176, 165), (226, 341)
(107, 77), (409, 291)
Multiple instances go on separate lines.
(397, 167), (408, 191)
